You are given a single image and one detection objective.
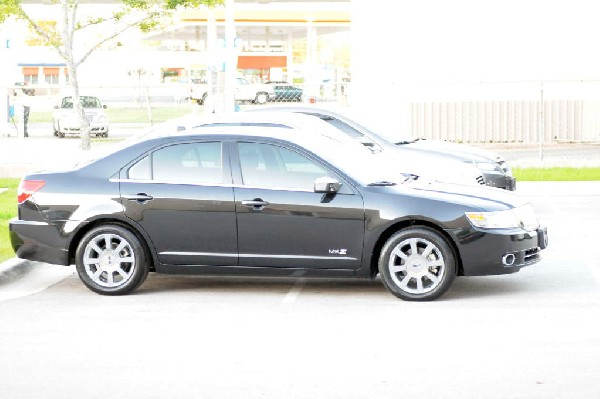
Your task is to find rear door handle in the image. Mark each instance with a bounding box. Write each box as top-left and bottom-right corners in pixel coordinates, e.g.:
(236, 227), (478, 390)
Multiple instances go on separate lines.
(241, 199), (270, 211)
(123, 193), (154, 204)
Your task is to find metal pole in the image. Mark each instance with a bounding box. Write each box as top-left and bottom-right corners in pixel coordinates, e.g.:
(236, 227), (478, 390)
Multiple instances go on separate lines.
(539, 81), (544, 161)
(224, 0), (236, 112)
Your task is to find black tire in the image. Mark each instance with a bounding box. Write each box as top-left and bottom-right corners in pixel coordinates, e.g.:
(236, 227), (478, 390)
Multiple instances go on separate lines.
(378, 226), (456, 301)
(254, 92), (268, 104)
(75, 225), (149, 295)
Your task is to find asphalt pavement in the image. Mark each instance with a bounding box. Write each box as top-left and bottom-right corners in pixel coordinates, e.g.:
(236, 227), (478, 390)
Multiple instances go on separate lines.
(1, 180), (599, 398)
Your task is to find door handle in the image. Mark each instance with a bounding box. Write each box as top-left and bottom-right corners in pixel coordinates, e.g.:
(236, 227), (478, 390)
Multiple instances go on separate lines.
(241, 199), (270, 210)
(123, 193), (154, 204)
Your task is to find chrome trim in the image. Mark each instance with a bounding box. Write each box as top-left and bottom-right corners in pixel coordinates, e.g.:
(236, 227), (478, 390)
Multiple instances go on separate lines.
(160, 252), (237, 257)
(114, 178), (230, 187)
(113, 178), (317, 193)
(240, 254), (357, 261)
(159, 251), (357, 261)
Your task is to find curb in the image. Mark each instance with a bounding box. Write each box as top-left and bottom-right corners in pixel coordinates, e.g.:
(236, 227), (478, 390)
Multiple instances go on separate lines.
(0, 257), (30, 285)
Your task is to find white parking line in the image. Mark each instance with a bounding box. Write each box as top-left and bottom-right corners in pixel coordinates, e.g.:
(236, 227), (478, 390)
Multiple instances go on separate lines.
(282, 278), (307, 304)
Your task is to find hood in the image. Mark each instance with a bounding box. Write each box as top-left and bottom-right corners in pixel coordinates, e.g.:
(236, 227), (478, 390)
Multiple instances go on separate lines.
(401, 139), (503, 163)
(384, 178), (528, 211)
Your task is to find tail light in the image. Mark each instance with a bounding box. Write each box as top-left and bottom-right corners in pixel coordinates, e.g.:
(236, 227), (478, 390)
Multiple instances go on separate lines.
(17, 180), (45, 204)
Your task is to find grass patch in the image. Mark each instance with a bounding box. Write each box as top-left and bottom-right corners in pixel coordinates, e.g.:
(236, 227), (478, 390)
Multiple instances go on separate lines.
(106, 105), (193, 123)
(0, 178), (19, 263)
(513, 167), (600, 181)
(29, 105), (194, 124)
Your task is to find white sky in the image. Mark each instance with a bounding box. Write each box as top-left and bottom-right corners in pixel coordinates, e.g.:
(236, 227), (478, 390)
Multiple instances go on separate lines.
(352, 0), (600, 83)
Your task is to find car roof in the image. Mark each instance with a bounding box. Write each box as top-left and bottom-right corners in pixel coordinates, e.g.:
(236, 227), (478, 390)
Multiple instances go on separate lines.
(144, 111), (359, 145)
(139, 125), (359, 154)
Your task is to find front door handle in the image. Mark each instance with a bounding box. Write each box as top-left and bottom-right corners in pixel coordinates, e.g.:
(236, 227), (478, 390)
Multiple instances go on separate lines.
(123, 193), (154, 204)
(241, 199), (270, 211)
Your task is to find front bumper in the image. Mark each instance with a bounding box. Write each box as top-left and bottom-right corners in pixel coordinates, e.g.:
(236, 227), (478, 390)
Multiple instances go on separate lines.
(483, 172), (517, 191)
(454, 226), (547, 276)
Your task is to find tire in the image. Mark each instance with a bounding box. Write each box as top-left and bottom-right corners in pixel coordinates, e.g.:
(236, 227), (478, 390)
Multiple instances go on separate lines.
(75, 225), (149, 295)
(196, 93), (208, 106)
(378, 226), (456, 301)
(254, 92), (268, 104)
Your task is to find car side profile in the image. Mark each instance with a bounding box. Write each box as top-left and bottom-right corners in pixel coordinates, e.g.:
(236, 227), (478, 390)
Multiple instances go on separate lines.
(9, 127), (547, 301)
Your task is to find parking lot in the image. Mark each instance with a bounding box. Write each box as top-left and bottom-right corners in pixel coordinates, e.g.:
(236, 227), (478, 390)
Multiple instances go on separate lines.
(0, 181), (599, 398)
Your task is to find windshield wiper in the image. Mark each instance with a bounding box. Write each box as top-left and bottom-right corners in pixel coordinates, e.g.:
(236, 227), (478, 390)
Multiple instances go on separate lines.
(396, 138), (426, 145)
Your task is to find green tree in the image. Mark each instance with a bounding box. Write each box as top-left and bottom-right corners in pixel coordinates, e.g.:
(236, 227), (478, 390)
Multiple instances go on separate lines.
(0, 0), (222, 149)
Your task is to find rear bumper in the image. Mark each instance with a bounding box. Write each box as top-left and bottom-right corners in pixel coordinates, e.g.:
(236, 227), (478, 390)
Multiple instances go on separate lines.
(9, 218), (69, 266)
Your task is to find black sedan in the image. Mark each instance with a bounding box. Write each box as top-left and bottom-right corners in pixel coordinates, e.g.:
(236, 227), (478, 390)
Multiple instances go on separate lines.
(9, 128), (547, 300)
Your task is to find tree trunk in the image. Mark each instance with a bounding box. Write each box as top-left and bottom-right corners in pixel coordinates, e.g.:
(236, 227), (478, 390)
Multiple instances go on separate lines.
(60, 0), (91, 151)
(69, 65), (91, 151)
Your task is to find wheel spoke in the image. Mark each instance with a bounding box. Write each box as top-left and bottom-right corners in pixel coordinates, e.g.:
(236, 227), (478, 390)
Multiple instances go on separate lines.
(105, 271), (115, 286)
(427, 260), (444, 268)
(83, 257), (98, 266)
(114, 241), (127, 253)
(392, 247), (408, 261)
(422, 243), (435, 257)
(119, 256), (134, 264)
(101, 234), (113, 250)
(116, 268), (130, 279)
(409, 239), (418, 256)
(89, 242), (103, 255)
(390, 264), (407, 274)
(90, 269), (103, 284)
(426, 272), (440, 284)
(399, 275), (412, 290)
(415, 277), (424, 293)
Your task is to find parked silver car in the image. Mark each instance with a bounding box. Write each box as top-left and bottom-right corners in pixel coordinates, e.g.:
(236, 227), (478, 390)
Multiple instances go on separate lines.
(250, 106), (516, 190)
(168, 111), (486, 187)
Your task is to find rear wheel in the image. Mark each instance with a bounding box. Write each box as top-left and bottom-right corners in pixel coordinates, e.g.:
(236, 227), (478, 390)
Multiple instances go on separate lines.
(75, 225), (149, 295)
(378, 226), (456, 301)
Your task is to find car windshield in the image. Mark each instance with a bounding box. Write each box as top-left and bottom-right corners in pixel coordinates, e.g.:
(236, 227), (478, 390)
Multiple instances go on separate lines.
(61, 96), (102, 109)
(328, 108), (414, 143)
(295, 136), (412, 186)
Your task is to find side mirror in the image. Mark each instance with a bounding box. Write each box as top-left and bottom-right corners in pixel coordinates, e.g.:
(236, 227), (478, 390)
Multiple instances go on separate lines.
(314, 176), (341, 193)
(103, 105), (107, 109)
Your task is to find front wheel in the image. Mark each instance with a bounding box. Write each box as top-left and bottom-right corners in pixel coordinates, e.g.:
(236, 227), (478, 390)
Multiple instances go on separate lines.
(75, 225), (149, 295)
(378, 227), (456, 301)
(254, 92), (268, 104)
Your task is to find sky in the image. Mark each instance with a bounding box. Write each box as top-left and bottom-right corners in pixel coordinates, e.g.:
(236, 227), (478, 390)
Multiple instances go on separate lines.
(352, 0), (600, 83)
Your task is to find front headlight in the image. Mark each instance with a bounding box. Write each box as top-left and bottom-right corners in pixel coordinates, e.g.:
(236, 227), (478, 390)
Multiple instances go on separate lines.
(466, 204), (539, 230)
